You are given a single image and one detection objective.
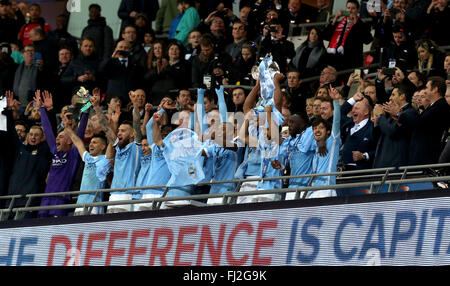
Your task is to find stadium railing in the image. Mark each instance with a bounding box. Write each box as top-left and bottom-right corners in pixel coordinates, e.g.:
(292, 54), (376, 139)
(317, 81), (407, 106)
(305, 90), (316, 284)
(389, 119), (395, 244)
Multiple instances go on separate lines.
(1, 162), (448, 221)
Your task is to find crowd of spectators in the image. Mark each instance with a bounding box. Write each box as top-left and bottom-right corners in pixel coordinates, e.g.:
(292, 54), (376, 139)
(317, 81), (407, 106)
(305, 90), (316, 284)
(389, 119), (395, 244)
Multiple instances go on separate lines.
(0, 0), (449, 219)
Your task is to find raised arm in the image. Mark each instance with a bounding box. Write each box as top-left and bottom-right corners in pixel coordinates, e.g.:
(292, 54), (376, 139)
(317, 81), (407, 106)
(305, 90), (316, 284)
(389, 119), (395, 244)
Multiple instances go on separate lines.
(91, 88), (117, 143)
(216, 85), (228, 123)
(195, 88), (209, 135)
(152, 112), (164, 147)
(35, 90), (56, 153)
(243, 79), (260, 114)
(61, 112), (87, 158)
(329, 87), (342, 137)
(273, 73), (284, 114)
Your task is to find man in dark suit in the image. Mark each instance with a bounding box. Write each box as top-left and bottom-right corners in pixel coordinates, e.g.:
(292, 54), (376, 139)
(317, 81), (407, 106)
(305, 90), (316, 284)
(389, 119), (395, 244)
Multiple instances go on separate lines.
(99, 40), (145, 106)
(372, 83), (416, 168)
(340, 94), (377, 170)
(397, 76), (450, 165)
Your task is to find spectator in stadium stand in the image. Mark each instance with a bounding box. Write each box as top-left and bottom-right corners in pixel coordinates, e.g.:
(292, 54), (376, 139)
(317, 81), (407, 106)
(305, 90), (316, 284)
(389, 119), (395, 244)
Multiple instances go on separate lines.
(117, 0), (159, 34)
(280, 0), (317, 36)
(100, 40), (145, 106)
(0, 42), (17, 95)
(61, 113), (111, 216)
(29, 26), (58, 72)
(47, 14), (78, 58)
(14, 120), (28, 143)
(18, 3), (51, 48)
(33, 90), (88, 218)
(375, 66), (413, 105)
(372, 83), (416, 168)
(191, 35), (232, 88)
(184, 29), (202, 63)
(309, 87), (342, 198)
(155, 0), (179, 36)
(284, 69), (307, 115)
(319, 96), (334, 123)
(2, 91), (51, 218)
(134, 13), (153, 45)
(290, 27), (327, 79)
(81, 4), (115, 61)
(174, 88), (194, 112)
(199, 11), (233, 53)
(315, 0), (332, 23)
(49, 46), (73, 112)
(407, 70), (427, 91)
(381, 24), (417, 72)
(120, 89), (147, 125)
(340, 93), (378, 171)
(12, 44), (46, 112)
(257, 18), (295, 74)
(305, 65), (337, 99)
(323, 0), (373, 70)
(424, 0), (449, 46)
(60, 37), (100, 96)
(247, 0), (282, 40)
(224, 20), (249, 62)
(305, 97), (315, 121)
(145, 41), (190, 107)
(398, 76), (450, 166)
(230, 87), (246, 113)
(415, 39), (446, 78)
(312, 96), (323, 120)
(402, 0), (433, 40)
(0, 0), (24, 44)
(174, 0), (201, 47)
(120, 25), (147, 69)
(228, 42), (257, 86)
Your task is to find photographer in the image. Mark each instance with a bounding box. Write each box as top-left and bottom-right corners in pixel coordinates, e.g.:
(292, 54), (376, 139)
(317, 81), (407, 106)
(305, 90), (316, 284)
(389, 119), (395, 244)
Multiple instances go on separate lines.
(257, 18), (295, 74)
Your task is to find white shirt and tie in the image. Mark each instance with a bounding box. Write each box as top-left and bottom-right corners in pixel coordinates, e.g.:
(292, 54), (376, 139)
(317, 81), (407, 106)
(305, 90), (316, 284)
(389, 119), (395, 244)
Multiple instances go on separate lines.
(350, 118), (368, 135)
(119, 57), (128, 68)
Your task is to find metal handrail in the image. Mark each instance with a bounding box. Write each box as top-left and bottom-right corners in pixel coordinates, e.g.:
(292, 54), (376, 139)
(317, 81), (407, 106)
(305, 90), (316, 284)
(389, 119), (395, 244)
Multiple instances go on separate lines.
(10, 175), (450, 214)
(2, 162), (449, 220)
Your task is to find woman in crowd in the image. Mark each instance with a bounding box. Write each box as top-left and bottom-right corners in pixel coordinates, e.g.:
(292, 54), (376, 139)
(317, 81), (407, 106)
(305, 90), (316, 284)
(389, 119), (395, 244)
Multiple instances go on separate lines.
(290, 27), (327, 78)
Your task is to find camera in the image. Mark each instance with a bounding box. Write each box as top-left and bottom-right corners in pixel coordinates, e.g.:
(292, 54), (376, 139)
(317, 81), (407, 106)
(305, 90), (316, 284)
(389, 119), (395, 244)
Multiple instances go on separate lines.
(382, 68), (396, 76)
(269, 26), (278, 33)
(118, 50), (129, 57)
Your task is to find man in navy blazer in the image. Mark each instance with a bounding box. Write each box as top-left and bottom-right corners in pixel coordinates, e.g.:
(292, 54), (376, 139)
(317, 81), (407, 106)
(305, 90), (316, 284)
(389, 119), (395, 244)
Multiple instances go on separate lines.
(340, 93), (377, 170)
(372, 83), (416, 168)
(397, 77), (450, 165)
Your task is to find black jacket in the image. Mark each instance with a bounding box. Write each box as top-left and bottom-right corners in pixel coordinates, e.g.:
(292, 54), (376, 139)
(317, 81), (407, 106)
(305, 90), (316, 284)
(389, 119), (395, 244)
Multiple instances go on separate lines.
(340, 101), (378, 170)
(398, 97), (450, 165)
(4, 110), (52, 208)
(60, 54), (101, 95)
(81, 17), (115, 60)
(323, 18), (373, 69)
(99, 56), (145, 106)
(373, 104), (415, 168)
(144, 59), (190, 106)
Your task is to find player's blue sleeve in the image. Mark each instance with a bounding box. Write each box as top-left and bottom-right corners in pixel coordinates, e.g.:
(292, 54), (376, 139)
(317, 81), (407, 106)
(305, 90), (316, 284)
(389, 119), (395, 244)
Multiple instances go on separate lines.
(216, 85), (227, 123)
(196, 88), (208, 134)
(145, 109), (165, 146)
(332, 100), (341, 137)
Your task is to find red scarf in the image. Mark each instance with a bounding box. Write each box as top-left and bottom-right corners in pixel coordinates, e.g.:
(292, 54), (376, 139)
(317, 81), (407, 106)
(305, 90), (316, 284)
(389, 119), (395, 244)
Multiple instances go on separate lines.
(328, 16), (357, 52)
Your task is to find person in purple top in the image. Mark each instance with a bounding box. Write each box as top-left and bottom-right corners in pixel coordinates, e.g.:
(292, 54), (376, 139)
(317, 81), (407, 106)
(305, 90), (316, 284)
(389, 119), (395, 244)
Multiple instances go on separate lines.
(35, 90), (89, 218)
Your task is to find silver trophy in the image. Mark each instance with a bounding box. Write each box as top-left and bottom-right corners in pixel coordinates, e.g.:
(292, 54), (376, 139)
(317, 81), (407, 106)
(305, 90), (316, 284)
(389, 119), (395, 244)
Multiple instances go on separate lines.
(251, 54), (280, 80)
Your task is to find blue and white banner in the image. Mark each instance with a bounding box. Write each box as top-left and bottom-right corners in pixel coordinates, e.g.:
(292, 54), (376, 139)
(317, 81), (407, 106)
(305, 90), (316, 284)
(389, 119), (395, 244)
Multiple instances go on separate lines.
(0, 194), (449, 266)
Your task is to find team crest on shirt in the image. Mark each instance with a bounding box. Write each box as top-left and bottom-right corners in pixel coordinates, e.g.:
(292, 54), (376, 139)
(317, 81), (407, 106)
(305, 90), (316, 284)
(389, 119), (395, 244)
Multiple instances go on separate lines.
(188, 163), (197, 179)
